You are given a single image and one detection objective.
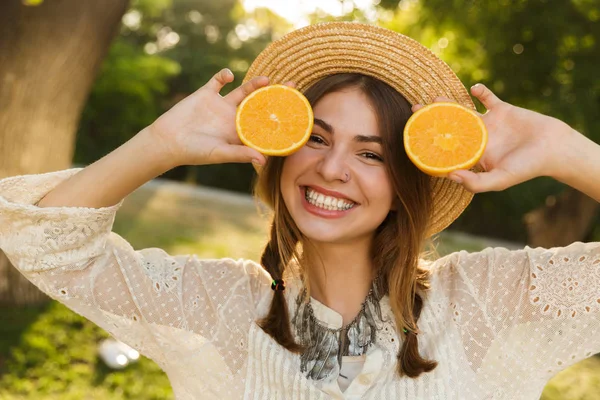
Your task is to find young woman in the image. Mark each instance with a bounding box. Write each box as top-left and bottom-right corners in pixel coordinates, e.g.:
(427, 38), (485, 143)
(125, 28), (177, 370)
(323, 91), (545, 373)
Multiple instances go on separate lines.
(1, 22), (599, 399)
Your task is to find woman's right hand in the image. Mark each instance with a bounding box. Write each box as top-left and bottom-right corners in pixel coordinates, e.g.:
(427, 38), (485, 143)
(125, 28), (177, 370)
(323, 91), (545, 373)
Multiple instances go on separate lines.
(148, 68), (270, 167)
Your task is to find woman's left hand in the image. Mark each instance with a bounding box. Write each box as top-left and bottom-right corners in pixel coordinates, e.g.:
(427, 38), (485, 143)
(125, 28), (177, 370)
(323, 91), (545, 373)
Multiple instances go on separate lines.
(412, 84), (572, 193)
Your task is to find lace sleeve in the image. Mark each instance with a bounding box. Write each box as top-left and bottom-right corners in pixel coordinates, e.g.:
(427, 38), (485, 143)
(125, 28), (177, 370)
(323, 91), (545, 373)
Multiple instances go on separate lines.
(431, 241), (600, 381)
(0, 169), (272, 368)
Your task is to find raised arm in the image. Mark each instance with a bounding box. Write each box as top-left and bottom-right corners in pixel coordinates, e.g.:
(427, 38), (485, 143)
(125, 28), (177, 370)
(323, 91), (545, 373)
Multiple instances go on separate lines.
(0, 69), (277, 374)
(36, 69), (269, 209)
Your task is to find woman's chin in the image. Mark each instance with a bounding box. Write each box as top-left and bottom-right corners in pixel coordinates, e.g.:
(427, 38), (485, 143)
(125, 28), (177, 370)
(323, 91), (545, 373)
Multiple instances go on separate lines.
(295, 221), (365, 246)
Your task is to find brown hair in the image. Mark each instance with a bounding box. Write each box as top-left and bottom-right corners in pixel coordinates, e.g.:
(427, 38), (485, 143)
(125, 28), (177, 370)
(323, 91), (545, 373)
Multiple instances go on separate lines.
(254, 73), (438, 377)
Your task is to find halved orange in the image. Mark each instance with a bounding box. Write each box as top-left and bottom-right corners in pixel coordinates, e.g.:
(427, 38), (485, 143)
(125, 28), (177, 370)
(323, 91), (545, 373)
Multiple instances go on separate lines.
(236, 84), (314, 156)
(404, 102), (488, 177)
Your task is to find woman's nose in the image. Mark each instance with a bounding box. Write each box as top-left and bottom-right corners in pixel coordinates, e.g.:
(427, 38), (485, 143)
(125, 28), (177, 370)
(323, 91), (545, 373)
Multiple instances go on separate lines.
(316, 149), (350, 183)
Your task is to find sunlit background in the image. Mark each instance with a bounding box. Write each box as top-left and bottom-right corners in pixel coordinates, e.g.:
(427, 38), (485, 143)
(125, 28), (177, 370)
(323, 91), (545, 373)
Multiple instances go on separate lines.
(243, 0), (379, 26)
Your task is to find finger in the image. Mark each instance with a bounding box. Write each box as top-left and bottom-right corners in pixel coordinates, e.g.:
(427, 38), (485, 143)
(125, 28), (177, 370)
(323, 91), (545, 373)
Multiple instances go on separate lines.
(448, 169), (513, 193)
(224, 76), (270, 106)
(471, 83), (503, 110)
(283, 81), (297, 89)
(213, 144), (267, 165)
(206, 68), (235, 93)
(412, 104), (424, 112)
(433, 96), (455, 103)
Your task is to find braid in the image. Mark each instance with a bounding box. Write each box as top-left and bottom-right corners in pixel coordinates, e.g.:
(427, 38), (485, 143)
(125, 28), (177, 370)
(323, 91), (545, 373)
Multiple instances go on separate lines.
(257, 221), (302, 353)
(397, 292), (438, 377)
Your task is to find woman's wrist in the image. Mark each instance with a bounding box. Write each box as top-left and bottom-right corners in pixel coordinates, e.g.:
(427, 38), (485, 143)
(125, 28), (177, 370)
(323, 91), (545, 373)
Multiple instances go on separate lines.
(543, 120), (576, 180)
(550, 124), (600, 202)
(141, 125), (184, 170)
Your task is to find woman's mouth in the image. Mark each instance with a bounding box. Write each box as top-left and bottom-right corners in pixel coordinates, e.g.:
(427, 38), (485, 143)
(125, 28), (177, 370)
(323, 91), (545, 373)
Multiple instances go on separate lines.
(303, 186), (356, 211)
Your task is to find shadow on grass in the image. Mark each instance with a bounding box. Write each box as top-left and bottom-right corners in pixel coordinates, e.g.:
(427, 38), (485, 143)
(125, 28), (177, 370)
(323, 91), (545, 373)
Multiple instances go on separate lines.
(91, 355), (113, 387)
(0, 303), (51, 375)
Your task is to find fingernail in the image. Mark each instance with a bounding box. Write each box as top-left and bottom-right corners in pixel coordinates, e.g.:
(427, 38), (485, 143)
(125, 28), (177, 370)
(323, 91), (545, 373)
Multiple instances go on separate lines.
(449, 174), (462, 184)
(225, 68), (233, 77)
(471, 83), (481, 90)
(251, 158), (263, 166)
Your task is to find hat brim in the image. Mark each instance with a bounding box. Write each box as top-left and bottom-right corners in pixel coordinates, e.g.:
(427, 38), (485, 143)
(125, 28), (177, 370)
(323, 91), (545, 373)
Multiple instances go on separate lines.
(244, 22), (475, 237)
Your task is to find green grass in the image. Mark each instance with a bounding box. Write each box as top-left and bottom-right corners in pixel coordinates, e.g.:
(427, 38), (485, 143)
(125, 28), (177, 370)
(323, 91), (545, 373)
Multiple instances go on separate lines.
(541, 357), (600, 400)
(112, 182), (269, 260)
(0, 182), (598, 398)
(0, 302), (172, 399)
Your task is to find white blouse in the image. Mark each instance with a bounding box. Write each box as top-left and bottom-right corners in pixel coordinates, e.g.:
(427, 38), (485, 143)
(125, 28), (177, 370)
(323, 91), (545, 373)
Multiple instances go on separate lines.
(1, 168), (599, 400)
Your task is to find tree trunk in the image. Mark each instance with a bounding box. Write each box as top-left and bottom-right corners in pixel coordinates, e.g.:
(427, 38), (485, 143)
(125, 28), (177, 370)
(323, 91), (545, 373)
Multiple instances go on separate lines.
(0, 0), (129, 305)
(524, 188), (600, 248)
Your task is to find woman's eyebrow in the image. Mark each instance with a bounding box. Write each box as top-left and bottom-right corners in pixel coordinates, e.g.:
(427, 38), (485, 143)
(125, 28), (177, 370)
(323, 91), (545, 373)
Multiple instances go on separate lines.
(314, 118), (334, 133)
(314, 118), (382, 144)
(355, 135), (382, 144)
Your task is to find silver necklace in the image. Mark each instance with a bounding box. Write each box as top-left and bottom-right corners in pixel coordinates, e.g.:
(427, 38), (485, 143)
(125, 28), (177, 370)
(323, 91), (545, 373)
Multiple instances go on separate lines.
(291, 278), (386, 381)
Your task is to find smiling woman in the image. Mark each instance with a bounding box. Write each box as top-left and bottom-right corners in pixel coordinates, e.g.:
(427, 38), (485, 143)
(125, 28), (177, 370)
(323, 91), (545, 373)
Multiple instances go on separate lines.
(256, 73), (436, 382)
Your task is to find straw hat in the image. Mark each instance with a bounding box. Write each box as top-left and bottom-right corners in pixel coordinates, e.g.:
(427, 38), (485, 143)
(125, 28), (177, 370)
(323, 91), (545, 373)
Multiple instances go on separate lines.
(243, 22), (476, 237)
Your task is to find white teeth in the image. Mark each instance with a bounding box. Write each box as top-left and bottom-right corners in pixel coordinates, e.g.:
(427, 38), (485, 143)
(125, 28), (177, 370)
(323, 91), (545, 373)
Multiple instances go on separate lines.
(305, 187), (355, 211)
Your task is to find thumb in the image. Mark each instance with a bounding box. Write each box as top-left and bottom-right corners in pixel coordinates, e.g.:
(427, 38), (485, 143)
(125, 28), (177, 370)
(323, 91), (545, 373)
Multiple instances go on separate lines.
(205, 68), (235, 93)
(470, 83), (503, 111)
(448, 168), (512, 193)
(213, 144), (267, 165)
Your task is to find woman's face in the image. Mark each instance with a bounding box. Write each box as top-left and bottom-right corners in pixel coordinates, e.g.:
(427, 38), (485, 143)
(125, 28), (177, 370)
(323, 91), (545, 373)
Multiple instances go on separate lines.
(280, 88), (394, 245)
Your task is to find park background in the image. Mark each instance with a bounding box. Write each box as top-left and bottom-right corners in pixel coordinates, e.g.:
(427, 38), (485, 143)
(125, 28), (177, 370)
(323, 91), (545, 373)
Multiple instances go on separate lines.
(0, 0), (599, 398)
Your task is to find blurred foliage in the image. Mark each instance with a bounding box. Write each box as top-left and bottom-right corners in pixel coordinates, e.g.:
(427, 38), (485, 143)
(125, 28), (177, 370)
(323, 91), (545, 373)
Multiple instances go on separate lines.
(74, 41), (179, 164)
(374, 0), (600, 241)
(410, 0), (599, 142)
(75, 0), (291, 193)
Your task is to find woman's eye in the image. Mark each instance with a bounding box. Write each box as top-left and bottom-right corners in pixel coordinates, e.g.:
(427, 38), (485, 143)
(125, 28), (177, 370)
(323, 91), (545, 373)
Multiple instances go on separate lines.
(361, 152), (384, 162)
(309, 135), (325, 144)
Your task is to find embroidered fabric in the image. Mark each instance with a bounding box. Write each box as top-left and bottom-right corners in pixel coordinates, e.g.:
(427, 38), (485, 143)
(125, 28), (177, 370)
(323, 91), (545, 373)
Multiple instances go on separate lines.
(1, 168), (599, 400)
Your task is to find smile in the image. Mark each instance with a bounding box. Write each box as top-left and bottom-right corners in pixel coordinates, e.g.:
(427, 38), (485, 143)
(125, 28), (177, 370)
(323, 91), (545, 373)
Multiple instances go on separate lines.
(304, 187), (356, 211)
